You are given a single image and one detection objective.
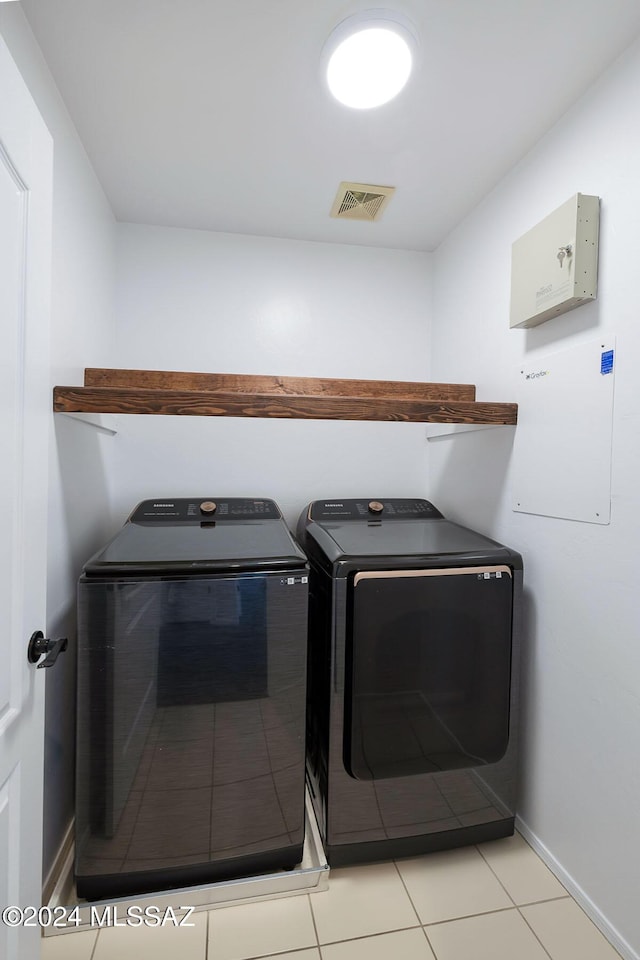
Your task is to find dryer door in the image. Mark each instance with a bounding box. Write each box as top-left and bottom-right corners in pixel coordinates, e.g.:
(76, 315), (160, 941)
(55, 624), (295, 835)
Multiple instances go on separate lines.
(345, 565), (513, 780)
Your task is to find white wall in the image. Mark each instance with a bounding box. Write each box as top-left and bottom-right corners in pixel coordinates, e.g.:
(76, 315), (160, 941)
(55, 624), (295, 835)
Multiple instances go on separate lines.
(111, 224), (432, 528)
(0, 7), (117, 883)
(430, 37), (640, 960)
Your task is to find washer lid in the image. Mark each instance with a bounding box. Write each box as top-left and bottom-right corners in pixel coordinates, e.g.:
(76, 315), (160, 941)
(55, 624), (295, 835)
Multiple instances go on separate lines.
(83, 498), (307, 574)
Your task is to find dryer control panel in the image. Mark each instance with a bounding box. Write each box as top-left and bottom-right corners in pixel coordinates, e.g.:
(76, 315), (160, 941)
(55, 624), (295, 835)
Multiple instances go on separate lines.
(130, 498), (282, 522)
(308, 499), (443, 522)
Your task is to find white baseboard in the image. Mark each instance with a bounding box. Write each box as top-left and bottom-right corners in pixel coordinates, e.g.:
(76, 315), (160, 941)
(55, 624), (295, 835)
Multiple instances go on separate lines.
(516, 815), (638, 960)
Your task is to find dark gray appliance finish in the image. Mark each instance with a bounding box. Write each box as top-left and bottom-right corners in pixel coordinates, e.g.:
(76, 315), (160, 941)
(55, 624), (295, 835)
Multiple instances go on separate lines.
(75, 498), (308, 900)
(296, 498), (523, 867)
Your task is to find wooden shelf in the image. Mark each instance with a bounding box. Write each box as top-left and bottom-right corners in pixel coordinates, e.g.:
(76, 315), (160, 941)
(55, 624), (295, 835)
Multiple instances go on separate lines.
(53, 368), (518, 425)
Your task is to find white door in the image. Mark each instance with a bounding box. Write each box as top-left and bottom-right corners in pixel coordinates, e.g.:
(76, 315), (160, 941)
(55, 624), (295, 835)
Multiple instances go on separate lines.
(0, 34), (53, 960)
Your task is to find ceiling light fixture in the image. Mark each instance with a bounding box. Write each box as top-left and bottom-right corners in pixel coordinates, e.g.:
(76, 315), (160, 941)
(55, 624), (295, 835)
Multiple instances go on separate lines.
(323, 10), (416, 110)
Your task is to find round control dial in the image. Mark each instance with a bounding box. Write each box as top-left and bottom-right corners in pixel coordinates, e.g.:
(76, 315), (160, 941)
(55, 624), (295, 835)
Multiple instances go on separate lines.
(200, 500), (217, 515)
(368, 500), (384, 515)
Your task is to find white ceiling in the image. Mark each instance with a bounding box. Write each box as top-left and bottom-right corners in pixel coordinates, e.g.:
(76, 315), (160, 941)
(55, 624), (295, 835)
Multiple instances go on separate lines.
(21, 0), (640, 251)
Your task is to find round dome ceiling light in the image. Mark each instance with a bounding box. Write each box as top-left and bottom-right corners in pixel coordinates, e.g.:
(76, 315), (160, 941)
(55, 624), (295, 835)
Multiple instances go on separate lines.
(323, 10), (416, 110)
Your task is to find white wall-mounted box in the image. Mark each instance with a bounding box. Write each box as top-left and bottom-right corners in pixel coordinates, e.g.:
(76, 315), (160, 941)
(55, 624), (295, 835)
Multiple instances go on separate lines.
(509, 193), (599, 329)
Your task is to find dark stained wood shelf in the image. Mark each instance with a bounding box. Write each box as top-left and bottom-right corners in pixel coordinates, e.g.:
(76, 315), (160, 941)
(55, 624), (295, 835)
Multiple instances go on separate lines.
(53, 369), (518, 425)
(82, 368), (478, 402)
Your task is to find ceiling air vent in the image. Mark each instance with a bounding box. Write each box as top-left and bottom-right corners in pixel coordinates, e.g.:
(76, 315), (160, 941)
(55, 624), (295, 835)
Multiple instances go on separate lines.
(330, 182), (395, 222)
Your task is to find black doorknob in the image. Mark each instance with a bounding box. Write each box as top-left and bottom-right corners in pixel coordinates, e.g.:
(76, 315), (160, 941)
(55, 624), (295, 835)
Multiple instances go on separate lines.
(27, 631), (68, 669)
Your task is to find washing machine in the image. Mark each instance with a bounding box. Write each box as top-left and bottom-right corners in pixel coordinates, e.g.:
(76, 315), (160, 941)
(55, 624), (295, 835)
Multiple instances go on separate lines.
(296, 497), (523, 866)
(75, 498), (308, 900)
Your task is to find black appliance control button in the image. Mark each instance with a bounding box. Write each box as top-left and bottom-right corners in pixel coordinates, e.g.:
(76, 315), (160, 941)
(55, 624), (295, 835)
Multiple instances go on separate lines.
(200, 501), (217, 515)
(368, 501), (384, 515)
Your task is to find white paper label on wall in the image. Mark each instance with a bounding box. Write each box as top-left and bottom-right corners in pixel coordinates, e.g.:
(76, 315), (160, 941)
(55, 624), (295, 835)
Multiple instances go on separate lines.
(512, 337), (615, 524)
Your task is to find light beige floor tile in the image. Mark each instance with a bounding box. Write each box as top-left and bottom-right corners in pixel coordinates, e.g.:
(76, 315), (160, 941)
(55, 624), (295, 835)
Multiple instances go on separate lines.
(208, 894), (316, 960)
(396, 846), (513, 924)
(425, 907), (550, 960)
(310, 862), (419, 944)
(321, 927), (436, 960)
(92, 907), (207, 960)
(521, 898), (623, 960)
(478, 832), (568, 905)
(41, 930), (98, 960)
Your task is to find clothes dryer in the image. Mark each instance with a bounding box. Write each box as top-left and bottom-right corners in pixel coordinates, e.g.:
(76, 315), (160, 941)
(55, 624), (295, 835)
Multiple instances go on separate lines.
(76, 498), (308, 899)
(297, 498), (522, 866)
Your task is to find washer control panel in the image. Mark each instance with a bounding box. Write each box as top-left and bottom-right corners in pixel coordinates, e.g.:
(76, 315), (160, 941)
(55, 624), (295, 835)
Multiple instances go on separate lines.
(130, 498), (282, 522)
(308, 499), (443, 522)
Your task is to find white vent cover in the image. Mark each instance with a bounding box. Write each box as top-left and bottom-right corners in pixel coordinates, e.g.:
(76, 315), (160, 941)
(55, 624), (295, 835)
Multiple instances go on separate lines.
(330, 182), (395, 221)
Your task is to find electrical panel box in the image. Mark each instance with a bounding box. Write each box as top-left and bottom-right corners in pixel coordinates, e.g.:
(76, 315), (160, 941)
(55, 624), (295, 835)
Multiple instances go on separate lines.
(509, 193), (600, 329)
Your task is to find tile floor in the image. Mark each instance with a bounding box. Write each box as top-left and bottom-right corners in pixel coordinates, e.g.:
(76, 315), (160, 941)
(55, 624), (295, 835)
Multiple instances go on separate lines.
(41, 832), (623, 960)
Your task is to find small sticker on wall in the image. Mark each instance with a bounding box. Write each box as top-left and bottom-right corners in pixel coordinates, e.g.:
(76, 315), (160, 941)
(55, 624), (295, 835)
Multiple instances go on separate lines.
(601, 349), (614, 375)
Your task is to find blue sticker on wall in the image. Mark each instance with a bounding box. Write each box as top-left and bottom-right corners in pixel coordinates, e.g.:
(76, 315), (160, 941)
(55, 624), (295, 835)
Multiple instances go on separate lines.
(601, 349), (614, 375)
